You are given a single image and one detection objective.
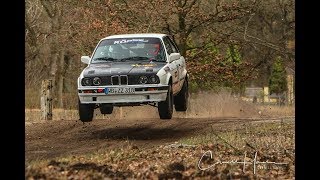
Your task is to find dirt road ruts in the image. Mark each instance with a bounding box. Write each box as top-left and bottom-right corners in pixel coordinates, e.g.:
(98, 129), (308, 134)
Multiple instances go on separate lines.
(25, 116), (294, 162)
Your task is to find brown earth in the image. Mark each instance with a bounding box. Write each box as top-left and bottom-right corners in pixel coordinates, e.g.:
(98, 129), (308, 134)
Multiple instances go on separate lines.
(26, 92), (294, 164)
(25, 115), (293, 163)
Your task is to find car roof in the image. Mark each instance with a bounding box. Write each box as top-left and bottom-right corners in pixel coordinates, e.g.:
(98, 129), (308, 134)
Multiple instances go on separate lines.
(101, 33), (168, 40)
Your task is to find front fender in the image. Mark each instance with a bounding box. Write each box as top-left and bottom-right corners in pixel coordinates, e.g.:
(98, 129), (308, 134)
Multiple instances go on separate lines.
(77, 71), (85, 88)
(157, 65), (172, 85)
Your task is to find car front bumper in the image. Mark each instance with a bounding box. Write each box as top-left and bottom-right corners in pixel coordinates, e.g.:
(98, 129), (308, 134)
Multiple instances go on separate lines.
(78, 84), (168, 104)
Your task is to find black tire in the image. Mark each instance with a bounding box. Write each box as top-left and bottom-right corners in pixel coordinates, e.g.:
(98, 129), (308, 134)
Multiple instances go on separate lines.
(174, 79), (188, 111)
(158, 83), (173, 119)
(78, 99), (95, 122)
(99, 104), (114, 114)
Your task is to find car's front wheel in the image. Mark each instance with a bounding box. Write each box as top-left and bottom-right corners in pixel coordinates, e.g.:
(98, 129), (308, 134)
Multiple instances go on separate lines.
(78, 99), (95, 122)
(158, 83), (173, 119)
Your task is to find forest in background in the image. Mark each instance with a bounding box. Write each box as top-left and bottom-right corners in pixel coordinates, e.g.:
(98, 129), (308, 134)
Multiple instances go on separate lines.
(25, 0), (295, 109)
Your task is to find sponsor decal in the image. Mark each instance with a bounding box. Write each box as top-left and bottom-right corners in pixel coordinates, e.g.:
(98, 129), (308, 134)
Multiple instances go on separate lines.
(167, 63), (176, 70)
(93, 64), (111, 68)
(131, 64), (157, 67)
(114, 39), (149, 44)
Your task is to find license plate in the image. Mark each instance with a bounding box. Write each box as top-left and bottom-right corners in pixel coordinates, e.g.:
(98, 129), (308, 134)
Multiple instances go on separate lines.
(105, 87), (135, 94)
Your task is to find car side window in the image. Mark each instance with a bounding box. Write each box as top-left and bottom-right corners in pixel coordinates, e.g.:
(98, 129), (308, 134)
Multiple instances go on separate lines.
(167, 37), (179, 53)
(163, 37), (174, 55)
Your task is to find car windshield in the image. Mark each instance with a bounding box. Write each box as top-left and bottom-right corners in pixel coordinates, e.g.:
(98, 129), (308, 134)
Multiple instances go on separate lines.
(91, 37), (166, 63)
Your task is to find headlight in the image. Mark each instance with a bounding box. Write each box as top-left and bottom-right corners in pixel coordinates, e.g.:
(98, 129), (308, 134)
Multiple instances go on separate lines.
(93, 77), (101, 85)
(81, 78), (92, 86)
(149, 75), (159, 84)
(138, 76), (148, 84)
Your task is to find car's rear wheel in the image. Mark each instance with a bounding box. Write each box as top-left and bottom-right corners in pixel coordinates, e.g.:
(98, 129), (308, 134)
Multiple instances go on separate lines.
(174, 79), (188, 111)
(158, 83), (173, 119)
(78, 99), (95, 122)
(99, 104), (114, 114)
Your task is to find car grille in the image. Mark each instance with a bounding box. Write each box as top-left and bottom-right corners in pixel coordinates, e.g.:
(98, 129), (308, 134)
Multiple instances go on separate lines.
(111, 75), (128, 85)
(82, 74), (158, 86)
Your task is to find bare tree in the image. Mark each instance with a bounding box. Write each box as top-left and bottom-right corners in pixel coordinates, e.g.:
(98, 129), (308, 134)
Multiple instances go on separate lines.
(25, 0), (295, 108)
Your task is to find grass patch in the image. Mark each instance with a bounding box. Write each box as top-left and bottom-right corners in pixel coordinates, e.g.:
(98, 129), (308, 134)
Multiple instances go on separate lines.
(179, 120), (294, 151)
(25, 89), (79, 109)
(258, 105), (295, 117)
(25, 90), (294, 121)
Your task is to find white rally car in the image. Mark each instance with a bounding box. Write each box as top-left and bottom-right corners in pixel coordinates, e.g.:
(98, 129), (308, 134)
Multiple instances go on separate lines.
(78, 33), (188, 121)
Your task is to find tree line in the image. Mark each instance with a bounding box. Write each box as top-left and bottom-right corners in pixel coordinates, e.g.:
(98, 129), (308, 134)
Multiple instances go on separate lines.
(25, 0), (294, 108)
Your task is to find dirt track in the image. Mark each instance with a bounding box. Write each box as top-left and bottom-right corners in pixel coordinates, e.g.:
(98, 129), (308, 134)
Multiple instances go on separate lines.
(25, 116), (294, 163)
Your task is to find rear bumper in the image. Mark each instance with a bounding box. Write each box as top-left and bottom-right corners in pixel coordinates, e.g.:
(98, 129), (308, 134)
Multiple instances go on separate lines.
(78, 84), (168, 104)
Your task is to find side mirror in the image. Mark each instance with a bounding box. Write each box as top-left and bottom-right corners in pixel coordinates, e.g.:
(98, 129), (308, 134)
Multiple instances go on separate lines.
(81, 56), (91, 64)
(168, 53), (181, 63)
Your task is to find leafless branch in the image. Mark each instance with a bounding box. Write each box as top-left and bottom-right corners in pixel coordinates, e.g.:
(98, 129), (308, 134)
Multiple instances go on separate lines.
(243, 13), (293, 56)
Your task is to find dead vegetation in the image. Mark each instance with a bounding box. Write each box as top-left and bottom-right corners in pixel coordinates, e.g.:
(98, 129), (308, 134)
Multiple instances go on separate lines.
(26, 120), (294, 179)
(25, 91), (294, 179)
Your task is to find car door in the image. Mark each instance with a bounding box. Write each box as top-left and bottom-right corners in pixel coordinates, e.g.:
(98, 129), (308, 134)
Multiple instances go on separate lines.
(167, 37), (186, 90)
(163, 36), (180, 94)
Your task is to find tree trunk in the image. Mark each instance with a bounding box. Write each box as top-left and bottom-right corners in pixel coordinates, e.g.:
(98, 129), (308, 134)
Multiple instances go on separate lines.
(41, 79), (53, 120)
(49, 51), (58, 104)
(57, 48), (65, 108)
(179, 33), (187, 57)
(40, 0), (65, 108)
(178, 5), (187, 57)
